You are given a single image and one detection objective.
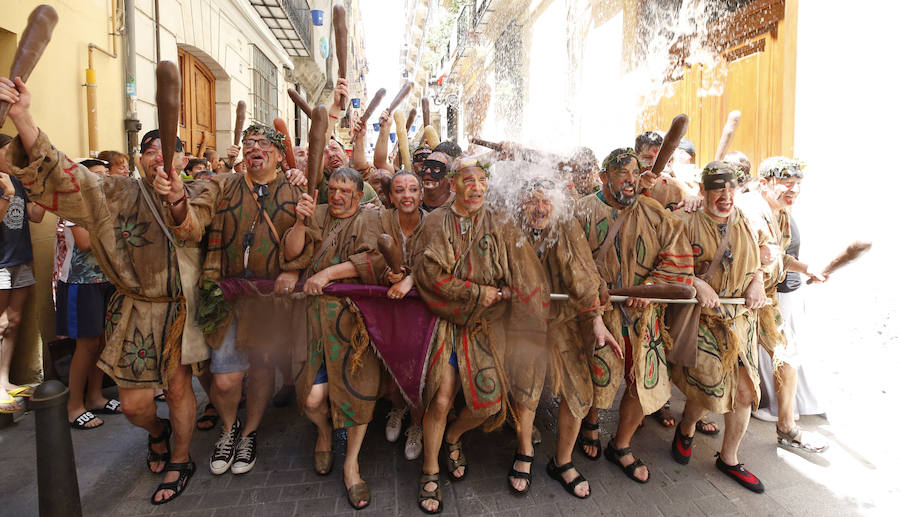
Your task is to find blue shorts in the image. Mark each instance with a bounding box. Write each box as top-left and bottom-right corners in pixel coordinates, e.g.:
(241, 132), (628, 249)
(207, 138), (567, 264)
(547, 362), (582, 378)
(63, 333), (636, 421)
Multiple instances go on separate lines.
(55, 281), (114, 338)
(210, 321), (250, 374)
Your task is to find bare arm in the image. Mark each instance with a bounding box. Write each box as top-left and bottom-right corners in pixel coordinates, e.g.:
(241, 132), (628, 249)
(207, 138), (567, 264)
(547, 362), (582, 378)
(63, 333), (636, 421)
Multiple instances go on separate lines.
(350, 113), (369, 171)
(71, 224), (92, 252)
(26, 202), (45, 223)
(373, 110), (394, 172)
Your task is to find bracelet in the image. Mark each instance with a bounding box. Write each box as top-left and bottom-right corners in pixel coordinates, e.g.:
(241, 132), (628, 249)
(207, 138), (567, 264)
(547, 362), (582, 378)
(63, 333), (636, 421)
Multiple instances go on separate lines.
(328, 114), (339, 120)
(165, 193), (187, 207)
(0, 193), (11, 202)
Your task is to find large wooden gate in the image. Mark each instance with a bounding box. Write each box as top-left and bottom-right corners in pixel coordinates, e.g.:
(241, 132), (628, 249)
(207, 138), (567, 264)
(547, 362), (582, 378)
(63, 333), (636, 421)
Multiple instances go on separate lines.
(178, 48), (216, 156)
(638, 0), (796, 171)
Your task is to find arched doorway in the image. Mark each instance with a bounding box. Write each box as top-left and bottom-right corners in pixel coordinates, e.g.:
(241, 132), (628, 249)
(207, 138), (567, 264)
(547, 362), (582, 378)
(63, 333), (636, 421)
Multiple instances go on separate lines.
(178, 48), (216, 156)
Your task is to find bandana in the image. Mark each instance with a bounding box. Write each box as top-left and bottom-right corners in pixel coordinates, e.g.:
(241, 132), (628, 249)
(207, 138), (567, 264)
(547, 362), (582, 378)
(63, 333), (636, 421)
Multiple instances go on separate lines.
(701, 162), (738, 190)
(242, 124), (286, 153)
(448, 157), (491, 178)
(601, 147), (640, 173)
(759, 156), (805, 179)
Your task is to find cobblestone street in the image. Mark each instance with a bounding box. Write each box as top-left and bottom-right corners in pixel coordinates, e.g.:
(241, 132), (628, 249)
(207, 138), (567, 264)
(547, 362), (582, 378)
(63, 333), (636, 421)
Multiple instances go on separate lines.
(2, 375), (894, 516)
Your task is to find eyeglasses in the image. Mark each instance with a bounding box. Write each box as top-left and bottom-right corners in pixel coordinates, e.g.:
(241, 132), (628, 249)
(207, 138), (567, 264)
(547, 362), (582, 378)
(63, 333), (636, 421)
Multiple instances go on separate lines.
(422, 160), (448, 179)
(242, 138), (276, 150)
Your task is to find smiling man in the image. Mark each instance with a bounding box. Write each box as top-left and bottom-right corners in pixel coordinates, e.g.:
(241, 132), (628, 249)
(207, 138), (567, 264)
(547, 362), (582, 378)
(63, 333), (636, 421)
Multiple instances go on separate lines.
(574, 147), (694, 484)
(671, 161), (769, 493)
(0, 76), (200, 505)
(741, 156), (829, 454)
(285, 166), (386, 510)
(157, 124), (310, 479)
(412, 158), (549, 514)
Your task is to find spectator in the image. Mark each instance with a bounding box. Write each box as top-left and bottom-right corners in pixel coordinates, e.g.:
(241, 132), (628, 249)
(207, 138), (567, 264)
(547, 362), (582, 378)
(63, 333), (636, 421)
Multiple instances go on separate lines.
(0, 133), (45, 413)
(98, 150), (130, 177)
(186, 158), (213, 179)
(56, 158), (121, 428)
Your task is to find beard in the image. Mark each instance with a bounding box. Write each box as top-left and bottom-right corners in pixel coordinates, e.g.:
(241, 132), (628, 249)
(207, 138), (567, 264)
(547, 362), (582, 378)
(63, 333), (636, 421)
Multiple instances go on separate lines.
(611, 181), (637, 206)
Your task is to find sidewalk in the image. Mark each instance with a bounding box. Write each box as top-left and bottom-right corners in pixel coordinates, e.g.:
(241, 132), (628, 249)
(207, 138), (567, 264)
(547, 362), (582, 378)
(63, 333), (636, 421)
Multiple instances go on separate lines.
(2, 379), (893, 517)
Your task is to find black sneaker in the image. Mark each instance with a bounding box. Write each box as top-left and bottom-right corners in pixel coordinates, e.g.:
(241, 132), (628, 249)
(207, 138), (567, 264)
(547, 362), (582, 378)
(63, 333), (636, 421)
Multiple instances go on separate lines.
(209, 419), (241, 475)
(715, 455), (765, 493)
(231, 430), (258, 474)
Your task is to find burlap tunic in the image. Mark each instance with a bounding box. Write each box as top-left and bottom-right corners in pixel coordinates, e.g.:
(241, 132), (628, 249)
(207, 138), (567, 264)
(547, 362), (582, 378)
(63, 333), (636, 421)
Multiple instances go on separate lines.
(379, 207), (425, 270)
(167, 172), (311, 354)
(413, 205), (549, 424)
(643, 177), (688, 211)
(738, 192), (793, 358)
(509, 218), (604, 419)
(576, 193), (693, 414)
(7, 132), (199, 389)
(671, 209), (764, 413)
(295, 204), (386, 428)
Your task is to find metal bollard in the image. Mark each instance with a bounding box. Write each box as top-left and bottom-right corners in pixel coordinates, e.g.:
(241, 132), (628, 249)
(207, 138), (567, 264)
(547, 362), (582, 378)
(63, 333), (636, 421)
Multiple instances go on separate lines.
(28, 380), (82, 517)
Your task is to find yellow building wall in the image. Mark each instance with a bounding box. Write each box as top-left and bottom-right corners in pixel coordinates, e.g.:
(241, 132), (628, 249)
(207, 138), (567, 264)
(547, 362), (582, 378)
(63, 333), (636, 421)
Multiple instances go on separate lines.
(639, 1), (798, 171)
(1, 0), (125, 384)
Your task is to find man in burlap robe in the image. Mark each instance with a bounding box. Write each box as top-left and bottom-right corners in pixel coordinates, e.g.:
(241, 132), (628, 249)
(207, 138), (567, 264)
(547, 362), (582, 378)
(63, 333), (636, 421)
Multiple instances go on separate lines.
(287, 167), (386, 510)
(574, 148), (693, 483)
(670, 162), (769, 493)
(743, 157), (829, 453)
(159, 124), (312, 476)
(2, 79), (201, 504)
(412, 159), (548, 514)
(506, 179), (614, 498)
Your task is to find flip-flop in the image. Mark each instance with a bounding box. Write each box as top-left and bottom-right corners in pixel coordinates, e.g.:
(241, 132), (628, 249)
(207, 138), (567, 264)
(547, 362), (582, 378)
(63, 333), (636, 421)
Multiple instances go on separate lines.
(0, 395), (24, 414)
(695, 419), (720, 435)
(7, 385), (36, 398)
(90, 399), (122, 415)
(195, 402), (218, 431)
(70, 411), (104, 429)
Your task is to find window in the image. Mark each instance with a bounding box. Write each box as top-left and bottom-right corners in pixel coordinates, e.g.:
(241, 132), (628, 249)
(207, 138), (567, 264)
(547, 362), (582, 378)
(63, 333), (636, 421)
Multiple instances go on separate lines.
(251, 45), (278, 125)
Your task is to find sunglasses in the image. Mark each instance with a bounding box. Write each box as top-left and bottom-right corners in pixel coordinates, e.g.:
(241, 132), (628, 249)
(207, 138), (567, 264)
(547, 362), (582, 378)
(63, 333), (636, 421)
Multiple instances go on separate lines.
(422, 160), (448, 179)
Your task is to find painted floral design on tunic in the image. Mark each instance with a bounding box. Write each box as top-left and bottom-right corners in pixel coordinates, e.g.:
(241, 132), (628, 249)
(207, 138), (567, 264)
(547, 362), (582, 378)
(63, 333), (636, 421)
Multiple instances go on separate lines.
(118, 328), (157, 377)
(117, 214), (152, 247)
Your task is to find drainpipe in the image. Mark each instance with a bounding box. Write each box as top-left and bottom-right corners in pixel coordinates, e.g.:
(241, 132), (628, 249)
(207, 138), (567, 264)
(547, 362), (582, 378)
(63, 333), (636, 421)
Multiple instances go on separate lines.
(124, 0), (141, 169)
(86, 0), (121, 158)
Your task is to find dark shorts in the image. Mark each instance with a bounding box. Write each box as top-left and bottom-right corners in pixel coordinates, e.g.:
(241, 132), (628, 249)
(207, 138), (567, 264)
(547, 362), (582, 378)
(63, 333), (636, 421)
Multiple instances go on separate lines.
(55, 281), (114, 339)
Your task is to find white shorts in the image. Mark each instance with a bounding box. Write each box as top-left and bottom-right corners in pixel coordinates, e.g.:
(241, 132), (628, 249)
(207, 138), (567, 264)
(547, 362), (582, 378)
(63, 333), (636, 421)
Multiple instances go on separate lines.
(0, 263), (36, 290)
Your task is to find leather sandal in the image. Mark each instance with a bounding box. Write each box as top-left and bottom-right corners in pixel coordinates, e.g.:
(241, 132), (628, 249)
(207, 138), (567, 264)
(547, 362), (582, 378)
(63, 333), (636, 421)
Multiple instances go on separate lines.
(418, 473), (443, 514)
(345, 480), (371, 510)
(577, 420), (603, 461)
(546, 457), (590, 499)
(150, 459), (195, 505)
(695, 419), (720, 435)
(314, 450), (334, 476)
(445, 440), (467, 481)
(507, 452), (534, 495)
(777, 426), (828, 453)
(605, 439), (650, 483)
(146, 418), (171, 473)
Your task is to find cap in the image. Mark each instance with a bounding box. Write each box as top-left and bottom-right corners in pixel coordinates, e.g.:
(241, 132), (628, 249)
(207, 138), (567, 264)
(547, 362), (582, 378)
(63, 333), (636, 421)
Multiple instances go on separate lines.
(140, 129), (184, 154)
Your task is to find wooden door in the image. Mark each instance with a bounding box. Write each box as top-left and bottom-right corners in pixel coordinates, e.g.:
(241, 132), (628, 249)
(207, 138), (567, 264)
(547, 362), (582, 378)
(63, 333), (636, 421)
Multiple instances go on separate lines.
(637, 0), (795, 172)
(177, 49), (216, 156)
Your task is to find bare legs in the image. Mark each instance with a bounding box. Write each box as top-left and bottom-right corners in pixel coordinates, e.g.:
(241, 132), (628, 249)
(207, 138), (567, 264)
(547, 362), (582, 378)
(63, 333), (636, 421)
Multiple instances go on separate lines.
(610, 383), (649, 481)
(556, 398), (590, 497)
(118, 364), (196, 503)
(211, 371), (244, 432)
(774, 363), (798, 434)
(510, 402), (535, 492)
(420, 365), (460, 513)
(0, 286), (30, 409)
(680, 368), (755, 466)
(66, 336), (106, 426)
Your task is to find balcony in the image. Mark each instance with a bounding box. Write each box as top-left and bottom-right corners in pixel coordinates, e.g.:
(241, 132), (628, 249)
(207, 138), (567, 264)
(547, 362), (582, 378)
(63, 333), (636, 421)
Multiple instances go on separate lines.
(250, 0), (313, 58)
